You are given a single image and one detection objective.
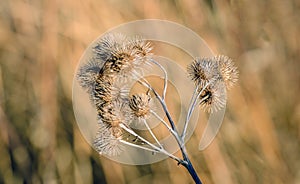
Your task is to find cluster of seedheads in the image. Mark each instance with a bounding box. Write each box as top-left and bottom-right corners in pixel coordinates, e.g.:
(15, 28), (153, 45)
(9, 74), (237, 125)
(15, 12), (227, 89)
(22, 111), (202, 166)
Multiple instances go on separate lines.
(77, 33), (155, 156)
(187, 55), (238, 113)
(76, 32), (238, 183)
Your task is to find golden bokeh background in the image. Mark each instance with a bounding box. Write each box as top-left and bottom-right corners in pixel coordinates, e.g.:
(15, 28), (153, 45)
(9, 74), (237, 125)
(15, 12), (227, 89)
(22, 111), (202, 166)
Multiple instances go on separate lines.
(0, 0), (299, 183)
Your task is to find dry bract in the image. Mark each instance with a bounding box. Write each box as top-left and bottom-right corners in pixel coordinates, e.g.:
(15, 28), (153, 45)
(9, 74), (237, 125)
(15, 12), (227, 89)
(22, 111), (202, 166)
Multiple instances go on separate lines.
(129, 93), (151, 119)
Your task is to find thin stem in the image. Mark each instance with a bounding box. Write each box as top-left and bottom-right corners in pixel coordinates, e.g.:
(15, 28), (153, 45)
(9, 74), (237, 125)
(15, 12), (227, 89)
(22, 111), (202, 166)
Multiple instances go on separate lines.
(138, 78), (157, 96)
(181, 85), (199, 140)
(187, 85), (200, 122)
(181, 81), (212, 139)
(149, 59), (168, 100)
(119, 123), (185, 164)
(150, 110), (172, 131)
(150, 110), (177, 138)
(156, 94), (176, 130)
(120, 123), (156, 150)
(119, 139), (158, 153)
(142, 119), (163, 148)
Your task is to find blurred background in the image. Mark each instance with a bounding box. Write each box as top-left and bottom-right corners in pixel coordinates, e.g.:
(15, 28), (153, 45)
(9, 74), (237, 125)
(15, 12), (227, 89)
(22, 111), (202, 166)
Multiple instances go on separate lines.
(0, 0), (299, 183)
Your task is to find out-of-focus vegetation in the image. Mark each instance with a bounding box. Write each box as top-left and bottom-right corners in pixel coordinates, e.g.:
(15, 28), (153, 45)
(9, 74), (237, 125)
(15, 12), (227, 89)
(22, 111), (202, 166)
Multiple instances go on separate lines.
(0, 0), (299, 183)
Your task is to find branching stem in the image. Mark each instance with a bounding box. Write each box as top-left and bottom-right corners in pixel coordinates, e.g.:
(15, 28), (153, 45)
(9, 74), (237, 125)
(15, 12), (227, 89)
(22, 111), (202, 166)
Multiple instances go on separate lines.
(119, 123), (185, 164)
(181, 81), (212, 140)
(136, 63), (203, 184)
(143, 119), (163, 148)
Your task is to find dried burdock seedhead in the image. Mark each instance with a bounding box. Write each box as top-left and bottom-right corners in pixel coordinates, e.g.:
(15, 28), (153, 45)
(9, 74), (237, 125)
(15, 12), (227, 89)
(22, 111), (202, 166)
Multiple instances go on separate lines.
(110, 78), (130, 101)
(129, 36), (153, 58)
(93, 123), (124, 156)
(116, 37), (152, 80)
(93, 33), (153, 80)
(76, 58), (104, 91)
(92, 75), (115, 101)
(187, 57), (221, 89)
(93, 100), (133, 156)
(106, 47), (136, 74)
(97, 101), (131, 127)
(198, 82), (226, 113)
(93, 33), (128, 62)
(129, 93), (151, 119)
(214, 55), (239, 89)
(92, 77), (129, 106)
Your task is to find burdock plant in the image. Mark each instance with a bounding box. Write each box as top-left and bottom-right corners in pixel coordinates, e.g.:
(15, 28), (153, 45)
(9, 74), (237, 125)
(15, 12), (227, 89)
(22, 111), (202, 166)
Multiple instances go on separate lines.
(76, 33), (238, 184)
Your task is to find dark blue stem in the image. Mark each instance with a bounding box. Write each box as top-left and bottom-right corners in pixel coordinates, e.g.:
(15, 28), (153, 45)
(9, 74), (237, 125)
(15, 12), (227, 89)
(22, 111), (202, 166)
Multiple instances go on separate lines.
(183, 157), (202, 184)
